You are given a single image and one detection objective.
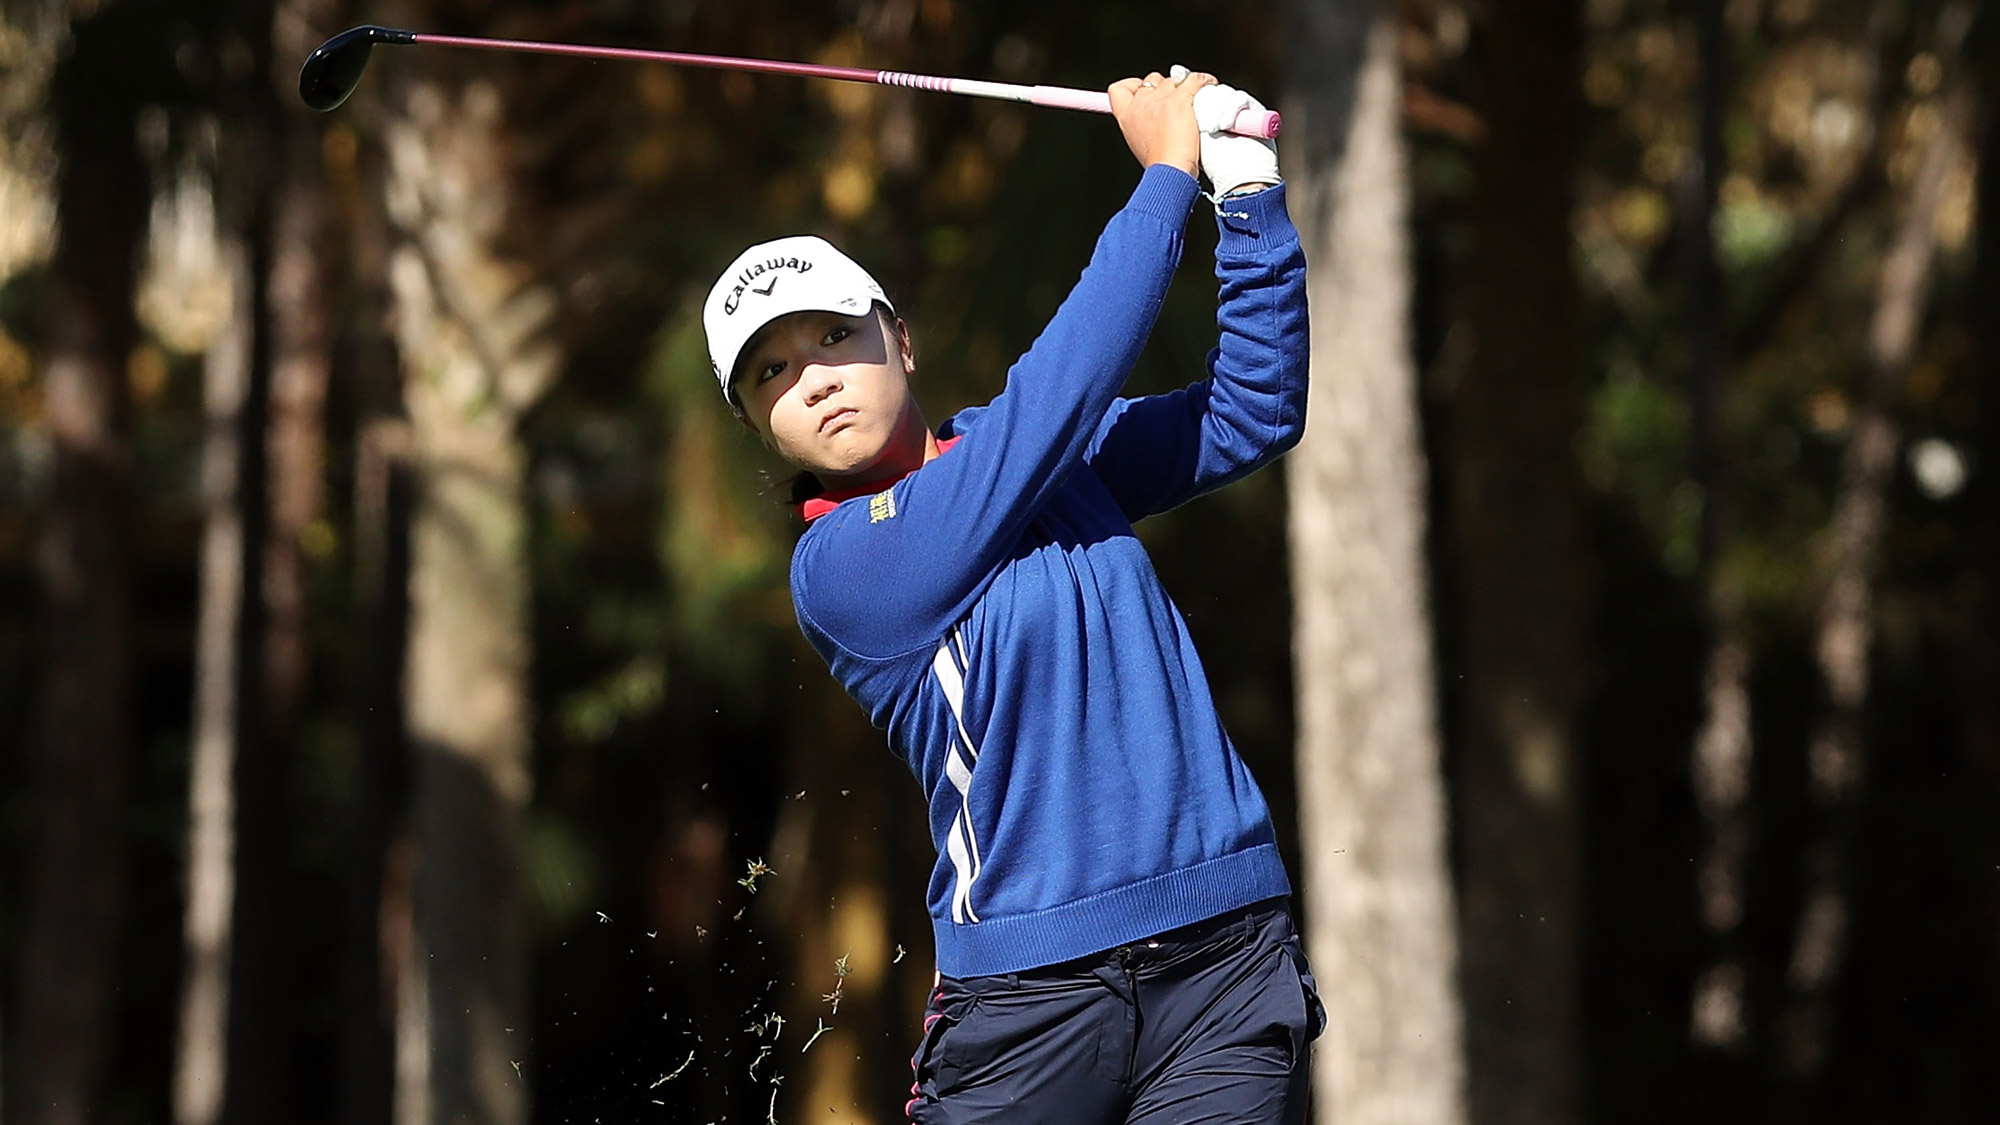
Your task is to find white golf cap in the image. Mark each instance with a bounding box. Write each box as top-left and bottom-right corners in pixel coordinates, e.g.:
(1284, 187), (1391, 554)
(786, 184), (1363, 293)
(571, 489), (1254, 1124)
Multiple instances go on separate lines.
(703, 235), (894, 400)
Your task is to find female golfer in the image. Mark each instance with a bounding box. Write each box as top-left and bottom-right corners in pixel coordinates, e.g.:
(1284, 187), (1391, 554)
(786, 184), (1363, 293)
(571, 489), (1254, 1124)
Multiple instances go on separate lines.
(703, 68), (1318, 1123)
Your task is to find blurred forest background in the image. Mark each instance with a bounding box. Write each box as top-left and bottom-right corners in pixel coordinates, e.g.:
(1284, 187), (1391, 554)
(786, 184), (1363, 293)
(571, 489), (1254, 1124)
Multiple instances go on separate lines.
(2, 0), (1997, 1122)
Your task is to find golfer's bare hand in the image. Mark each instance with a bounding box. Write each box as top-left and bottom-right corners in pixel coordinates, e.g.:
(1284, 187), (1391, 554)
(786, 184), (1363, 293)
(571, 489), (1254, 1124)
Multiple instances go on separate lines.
(1109, 69), (1215, 177)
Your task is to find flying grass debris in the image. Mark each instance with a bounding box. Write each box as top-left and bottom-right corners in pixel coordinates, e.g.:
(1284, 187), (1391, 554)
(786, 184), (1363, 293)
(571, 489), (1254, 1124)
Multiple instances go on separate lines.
(652, 1052), (695, 1086)
(823, 952), (851, 1013)
(801, 1019), (832, 1054)
(738, 858), (776, 893)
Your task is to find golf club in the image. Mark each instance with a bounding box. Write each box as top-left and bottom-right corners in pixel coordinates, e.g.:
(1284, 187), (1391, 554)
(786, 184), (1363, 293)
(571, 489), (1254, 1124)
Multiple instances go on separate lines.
(299, 25), (1281, 138)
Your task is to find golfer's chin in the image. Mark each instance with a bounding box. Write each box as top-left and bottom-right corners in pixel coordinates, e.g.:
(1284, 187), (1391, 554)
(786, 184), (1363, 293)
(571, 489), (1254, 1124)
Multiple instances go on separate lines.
(788, 427), (885, 482)
(803, 426), (922, 490)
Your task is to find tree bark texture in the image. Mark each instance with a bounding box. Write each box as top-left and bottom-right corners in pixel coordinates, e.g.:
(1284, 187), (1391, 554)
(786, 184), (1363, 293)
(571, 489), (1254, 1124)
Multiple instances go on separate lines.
(8, 14), (148, 1125)
(1284, 5), (1466, 1123)
(385, 74), (558, 1125)
(1778, 6), (1973, 1075)
(1453, 0), (1592, 1120)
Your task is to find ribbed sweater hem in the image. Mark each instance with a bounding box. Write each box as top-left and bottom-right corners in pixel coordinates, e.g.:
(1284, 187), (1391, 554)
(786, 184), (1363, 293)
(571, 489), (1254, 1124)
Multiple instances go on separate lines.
(930, 843), (1292, 978)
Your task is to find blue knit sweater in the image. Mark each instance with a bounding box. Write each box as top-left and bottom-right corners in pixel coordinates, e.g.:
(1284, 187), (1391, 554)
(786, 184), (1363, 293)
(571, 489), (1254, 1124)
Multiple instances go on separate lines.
(790, 164), (1309, 977)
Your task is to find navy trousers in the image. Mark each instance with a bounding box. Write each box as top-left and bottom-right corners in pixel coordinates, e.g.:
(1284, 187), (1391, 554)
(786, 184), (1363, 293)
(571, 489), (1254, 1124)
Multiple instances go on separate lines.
(906, 899), (1324, 1124)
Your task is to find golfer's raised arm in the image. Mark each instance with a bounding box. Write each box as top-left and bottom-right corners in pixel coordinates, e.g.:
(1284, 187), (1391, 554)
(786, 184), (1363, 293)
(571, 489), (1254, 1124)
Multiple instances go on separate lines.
(1084, 181), (1308, 521)
(790, 165), (1199, 659)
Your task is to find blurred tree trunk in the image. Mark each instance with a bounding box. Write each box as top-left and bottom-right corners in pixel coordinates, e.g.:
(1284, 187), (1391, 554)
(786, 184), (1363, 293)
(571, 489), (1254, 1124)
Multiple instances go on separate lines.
(1283, 4), (1465, 1123)
(176, 1), (331, 1115)
(229, 11), (334, 1110)
(383, 70), (558, 1125)
(1973, 6), (2000, 1004)
(7, 12), (148, 1125)
(175, 156), (264, 1125)
(1682, 0), (1755, 1056)
(1451, 0), (1591, 1119)
(0, 0), (63, 132)
(1777, 6), (1973, 1078)
(338, 96), (412, 1125)
(0, 0), (63, 1110)
(345, 413), (413, 1125)
(263, 3), (332, 774)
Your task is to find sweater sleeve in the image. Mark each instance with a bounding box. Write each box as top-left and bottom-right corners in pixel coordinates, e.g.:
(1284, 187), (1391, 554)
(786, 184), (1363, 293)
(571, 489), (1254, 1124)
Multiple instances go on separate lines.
(791, 165), (1202, 661)
(1082, 183), (1308, 522)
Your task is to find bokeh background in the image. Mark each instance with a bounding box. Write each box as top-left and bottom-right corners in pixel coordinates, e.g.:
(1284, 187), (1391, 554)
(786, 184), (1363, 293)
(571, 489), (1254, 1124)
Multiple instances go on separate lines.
(1, 0), (1996, 1123)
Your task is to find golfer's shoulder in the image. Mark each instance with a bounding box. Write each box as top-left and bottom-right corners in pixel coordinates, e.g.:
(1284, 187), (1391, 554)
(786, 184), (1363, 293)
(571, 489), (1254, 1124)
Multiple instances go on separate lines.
(789, 526), (966, 666)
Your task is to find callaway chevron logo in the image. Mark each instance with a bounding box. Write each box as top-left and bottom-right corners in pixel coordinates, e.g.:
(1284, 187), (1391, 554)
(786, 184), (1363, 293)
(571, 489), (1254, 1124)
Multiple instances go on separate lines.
(723, 255), (814, 314)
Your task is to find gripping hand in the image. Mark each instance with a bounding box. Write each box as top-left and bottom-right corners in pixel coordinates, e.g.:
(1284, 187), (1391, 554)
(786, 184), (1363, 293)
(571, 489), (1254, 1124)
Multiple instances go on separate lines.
(1174, 65), (1281, 199)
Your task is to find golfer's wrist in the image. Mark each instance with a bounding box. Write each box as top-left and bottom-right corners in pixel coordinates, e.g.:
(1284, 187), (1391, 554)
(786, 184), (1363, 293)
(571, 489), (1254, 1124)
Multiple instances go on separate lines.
(1225, 181), (1277, 197)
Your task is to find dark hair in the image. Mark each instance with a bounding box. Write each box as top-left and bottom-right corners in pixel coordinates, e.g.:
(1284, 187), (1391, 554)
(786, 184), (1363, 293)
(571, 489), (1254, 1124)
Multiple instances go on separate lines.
(729, 302), (903, 508)
(781, 469), (827, 506)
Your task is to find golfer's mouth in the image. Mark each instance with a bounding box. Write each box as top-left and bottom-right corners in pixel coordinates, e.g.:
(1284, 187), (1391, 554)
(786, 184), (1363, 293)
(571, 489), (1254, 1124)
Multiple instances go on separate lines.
(819, 407), (858, 435)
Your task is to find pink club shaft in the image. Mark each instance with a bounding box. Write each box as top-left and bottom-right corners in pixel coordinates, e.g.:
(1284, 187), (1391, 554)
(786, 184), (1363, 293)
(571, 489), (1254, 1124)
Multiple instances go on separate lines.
(412, 33), (1282, 139)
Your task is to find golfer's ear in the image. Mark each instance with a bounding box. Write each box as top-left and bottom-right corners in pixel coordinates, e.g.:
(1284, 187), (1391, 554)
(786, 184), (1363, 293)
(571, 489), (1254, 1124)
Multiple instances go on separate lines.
(895, 317), (915, 373)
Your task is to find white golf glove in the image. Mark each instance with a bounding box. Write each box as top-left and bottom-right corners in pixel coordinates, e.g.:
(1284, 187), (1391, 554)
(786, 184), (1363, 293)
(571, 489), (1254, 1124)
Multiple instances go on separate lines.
(1173, 64), (1281, 200)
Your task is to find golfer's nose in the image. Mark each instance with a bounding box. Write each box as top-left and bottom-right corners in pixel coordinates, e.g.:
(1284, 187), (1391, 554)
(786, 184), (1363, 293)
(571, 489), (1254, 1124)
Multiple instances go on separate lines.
(800, 362), (843, 405)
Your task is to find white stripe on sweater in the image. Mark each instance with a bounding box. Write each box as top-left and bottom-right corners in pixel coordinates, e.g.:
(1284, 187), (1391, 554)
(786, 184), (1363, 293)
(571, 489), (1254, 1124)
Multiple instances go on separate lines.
(932, 632), (983, 923)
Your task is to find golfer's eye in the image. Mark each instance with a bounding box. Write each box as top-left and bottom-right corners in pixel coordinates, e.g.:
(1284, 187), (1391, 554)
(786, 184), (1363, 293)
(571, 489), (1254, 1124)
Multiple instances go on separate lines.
(756, 360), (786, 384)
(823, 326), (851, 347)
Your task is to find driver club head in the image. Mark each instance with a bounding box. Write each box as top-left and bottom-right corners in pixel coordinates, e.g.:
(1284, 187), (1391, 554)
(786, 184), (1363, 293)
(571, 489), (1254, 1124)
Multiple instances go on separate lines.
(298, 25), (415, 111)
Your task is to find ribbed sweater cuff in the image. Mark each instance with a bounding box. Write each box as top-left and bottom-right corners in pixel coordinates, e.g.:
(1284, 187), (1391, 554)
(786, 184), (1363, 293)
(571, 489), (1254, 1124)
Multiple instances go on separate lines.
(1214, 181), (1297, 255)
(1127, 163), (1202, 225)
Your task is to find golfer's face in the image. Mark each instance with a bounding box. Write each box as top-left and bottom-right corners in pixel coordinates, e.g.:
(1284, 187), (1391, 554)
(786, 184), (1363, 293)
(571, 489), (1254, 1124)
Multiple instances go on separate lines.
(734, 310), (920, 482)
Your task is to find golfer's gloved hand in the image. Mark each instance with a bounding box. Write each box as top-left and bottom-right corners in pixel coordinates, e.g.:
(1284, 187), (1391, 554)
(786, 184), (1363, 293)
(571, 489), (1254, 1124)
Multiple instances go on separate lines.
(1173, 65), (1281, 199)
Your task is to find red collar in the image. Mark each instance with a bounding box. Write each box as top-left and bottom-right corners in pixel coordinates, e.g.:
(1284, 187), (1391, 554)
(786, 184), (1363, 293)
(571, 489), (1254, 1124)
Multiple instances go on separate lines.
(800, 436), (960, 522)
